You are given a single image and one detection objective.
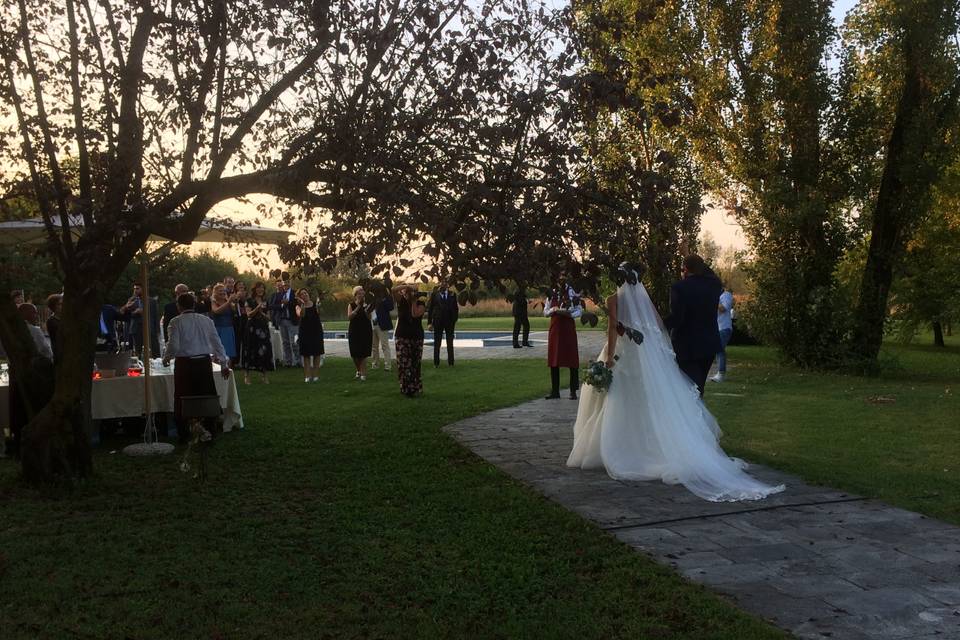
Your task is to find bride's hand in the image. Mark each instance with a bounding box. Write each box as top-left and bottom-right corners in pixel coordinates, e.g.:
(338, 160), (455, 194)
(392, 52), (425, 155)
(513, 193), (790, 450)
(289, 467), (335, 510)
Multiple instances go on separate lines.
(604, 358), (615, 369)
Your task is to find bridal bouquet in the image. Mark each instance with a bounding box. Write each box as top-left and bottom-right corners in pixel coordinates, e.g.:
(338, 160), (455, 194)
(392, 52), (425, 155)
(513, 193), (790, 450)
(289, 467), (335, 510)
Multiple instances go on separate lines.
(581, 358), (616, 392)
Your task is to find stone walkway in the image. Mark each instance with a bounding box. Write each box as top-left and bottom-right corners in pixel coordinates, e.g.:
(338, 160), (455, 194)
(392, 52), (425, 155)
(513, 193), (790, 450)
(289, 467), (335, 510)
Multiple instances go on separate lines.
(443, 398), (960, 640)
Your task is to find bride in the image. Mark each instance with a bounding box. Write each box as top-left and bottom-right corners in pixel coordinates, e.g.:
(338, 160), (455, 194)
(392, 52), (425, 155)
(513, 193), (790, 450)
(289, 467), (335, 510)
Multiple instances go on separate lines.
(566, 265), (784, 502)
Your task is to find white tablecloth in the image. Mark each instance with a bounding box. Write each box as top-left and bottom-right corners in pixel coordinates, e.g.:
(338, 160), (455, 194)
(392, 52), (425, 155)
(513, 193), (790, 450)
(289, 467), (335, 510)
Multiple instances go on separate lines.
(271, 328), (284, 362)
(0, 362), (243, 432)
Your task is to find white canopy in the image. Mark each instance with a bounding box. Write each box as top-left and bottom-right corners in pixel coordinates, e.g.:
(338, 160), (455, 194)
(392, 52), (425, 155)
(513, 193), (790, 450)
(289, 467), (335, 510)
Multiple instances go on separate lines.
(0, 216), (292, 246)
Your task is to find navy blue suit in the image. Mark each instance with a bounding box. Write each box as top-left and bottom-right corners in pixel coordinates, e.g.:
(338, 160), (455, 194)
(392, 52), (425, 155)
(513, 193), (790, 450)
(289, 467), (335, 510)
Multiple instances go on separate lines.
(664, 272), (722, 396)
(97, 304), (121, 352)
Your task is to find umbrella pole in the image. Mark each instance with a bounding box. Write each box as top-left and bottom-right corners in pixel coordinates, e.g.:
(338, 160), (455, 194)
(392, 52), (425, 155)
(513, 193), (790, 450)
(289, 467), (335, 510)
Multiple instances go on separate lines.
(123, 250), (173, 456)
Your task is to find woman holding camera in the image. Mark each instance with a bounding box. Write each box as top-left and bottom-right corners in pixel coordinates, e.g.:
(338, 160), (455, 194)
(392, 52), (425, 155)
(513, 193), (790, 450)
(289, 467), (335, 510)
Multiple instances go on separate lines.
(347, 285), (373, 381)
(393, 284), (426, 397)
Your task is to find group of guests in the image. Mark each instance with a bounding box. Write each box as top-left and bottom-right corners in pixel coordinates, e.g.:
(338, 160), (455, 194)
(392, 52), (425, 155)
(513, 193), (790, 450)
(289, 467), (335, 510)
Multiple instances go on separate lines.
(158, 277), (327, 385)
(344, 281), (428, 397)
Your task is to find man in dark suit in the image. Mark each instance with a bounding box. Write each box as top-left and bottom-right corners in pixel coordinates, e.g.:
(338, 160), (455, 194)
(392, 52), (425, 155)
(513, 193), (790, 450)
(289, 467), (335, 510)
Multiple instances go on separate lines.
(268, 277), (300, 366)
(428, 280), (459, 367)
(512, 287), (533, 348)
(162, 283), (189, 343)
(664, 254), (723, 397)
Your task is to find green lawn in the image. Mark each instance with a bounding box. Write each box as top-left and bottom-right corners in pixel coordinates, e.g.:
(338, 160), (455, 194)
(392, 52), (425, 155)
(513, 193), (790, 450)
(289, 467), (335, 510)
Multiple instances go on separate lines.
(707, 334), (960, 524)
(0, 359), (782, 639)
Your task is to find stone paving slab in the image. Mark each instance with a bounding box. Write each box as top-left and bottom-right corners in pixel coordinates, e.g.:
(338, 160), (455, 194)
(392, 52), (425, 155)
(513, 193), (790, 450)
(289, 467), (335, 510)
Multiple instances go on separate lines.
(443, 397), (960, 639)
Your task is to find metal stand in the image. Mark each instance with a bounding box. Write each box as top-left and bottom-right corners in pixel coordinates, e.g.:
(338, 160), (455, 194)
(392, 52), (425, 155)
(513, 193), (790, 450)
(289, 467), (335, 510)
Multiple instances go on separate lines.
(124, 252), (173, 456)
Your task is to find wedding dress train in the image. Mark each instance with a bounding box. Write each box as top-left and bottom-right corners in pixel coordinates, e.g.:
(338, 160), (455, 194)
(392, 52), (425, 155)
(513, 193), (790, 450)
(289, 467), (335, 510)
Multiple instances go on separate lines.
(566, 281), (784, 502)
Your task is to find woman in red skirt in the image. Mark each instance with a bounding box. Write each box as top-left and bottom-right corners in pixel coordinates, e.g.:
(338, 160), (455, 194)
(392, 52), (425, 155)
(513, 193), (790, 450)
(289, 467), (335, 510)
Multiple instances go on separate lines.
(544, 281), (582, 399)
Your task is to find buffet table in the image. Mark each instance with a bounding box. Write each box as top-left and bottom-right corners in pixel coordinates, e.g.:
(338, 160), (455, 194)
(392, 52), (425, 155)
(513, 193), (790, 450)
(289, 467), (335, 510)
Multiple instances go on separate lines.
(0, 361), (243, 433)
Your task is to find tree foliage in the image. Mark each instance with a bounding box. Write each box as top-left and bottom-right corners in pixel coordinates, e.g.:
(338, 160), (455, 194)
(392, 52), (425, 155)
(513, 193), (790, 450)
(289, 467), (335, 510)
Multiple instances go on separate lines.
(0, 0), (600, 482)
(567, 0), (705, 310)
(840, 0), (960, 363)
(888, 162), (960, 345)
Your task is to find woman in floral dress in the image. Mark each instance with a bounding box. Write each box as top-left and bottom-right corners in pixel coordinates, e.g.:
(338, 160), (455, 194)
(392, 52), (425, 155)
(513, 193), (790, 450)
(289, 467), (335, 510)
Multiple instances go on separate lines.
(242, 281), (275, 384)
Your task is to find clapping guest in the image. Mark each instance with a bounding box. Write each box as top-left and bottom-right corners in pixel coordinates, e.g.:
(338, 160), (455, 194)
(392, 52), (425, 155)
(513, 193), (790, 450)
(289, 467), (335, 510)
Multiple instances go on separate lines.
(347, 285), (373, 381)
(162, 284), (189, 344)
(19, 303), (53, 362)
(269, 277), (300, 366)
(370, 284), (394, 371)
(544, 277), (582, 400)
(210, 283), (238, 364)
(7, 303), (54, 456)
(242, 281), (274, 384)
(232, 281), (248, 367)
(196, 285), (212, 314)
(393, 284), (426, 397)
(296, 288), (325, 382)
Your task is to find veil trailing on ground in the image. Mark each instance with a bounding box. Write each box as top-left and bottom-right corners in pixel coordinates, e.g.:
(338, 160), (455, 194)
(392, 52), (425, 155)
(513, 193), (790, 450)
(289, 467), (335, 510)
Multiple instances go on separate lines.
(567, 280), (784, 503)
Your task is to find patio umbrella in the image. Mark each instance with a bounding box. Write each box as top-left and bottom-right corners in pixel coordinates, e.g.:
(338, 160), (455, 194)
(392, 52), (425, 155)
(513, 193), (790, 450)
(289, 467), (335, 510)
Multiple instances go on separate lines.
(0, 216), (293, 455)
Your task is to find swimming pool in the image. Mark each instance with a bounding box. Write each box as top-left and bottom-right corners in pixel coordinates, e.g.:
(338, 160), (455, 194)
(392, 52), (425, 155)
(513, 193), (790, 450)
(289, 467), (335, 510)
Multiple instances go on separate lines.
(321, 330), (542, 348)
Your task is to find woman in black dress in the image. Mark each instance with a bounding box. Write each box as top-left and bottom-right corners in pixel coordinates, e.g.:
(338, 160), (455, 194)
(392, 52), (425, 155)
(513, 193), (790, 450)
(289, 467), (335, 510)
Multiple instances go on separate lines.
(393, 284), (426, 397)
(242, 281), (275, 384)
(347, 285), (373, 381)
(296, 287), (325, 382)
(231, 281), (248, 368)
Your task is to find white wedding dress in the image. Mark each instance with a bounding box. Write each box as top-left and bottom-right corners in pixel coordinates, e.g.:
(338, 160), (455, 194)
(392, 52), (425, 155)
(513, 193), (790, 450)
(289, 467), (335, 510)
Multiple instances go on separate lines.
(566, 281), (785, 502)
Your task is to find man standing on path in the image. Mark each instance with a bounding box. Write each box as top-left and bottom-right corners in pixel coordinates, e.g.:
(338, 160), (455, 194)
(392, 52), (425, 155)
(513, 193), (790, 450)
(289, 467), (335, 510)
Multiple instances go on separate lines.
(512, 287), (533, 349)
(711, 285), (735, 383)
(269, 277), (300, 367)
(664, 254), (722, 397)
(428, 280), (459, 367)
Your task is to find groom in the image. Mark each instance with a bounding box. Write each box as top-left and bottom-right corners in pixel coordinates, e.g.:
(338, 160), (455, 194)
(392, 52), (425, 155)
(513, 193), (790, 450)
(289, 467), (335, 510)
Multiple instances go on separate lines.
(664, 254), (722, 397)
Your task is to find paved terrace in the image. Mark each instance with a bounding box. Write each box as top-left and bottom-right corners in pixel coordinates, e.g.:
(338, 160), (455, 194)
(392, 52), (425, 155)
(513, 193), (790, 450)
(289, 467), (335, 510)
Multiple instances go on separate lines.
(443, 397), (960, 640)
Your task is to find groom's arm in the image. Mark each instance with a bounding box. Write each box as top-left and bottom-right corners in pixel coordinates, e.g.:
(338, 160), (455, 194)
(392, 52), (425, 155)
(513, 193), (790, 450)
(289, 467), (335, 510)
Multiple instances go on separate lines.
(663, 283), (684, 331)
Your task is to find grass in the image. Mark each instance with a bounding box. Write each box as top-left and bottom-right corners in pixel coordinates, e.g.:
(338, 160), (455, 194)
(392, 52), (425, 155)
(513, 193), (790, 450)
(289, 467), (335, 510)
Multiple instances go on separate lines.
(0, 359), (783, 639)
(707, 333), (960, 524)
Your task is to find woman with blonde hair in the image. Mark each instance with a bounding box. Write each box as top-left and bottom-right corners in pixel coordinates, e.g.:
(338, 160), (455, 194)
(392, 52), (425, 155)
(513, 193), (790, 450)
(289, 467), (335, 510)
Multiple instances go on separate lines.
(210, 283), (238, 364)
(347, 285), (373, 380)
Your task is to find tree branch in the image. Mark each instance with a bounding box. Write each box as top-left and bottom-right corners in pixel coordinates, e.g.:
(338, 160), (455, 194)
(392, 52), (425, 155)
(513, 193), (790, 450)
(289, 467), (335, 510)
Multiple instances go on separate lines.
(16, 0), (76, 262)
(65, 0), (93, 225)
(81, 0), (119, 157)
(102, 7), (155, 220)
(182, 0), (226, 182)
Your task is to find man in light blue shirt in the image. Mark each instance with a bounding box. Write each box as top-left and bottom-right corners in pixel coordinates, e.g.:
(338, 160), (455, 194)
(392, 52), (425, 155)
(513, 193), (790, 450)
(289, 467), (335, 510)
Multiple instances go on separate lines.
(711, 287), (735, 383)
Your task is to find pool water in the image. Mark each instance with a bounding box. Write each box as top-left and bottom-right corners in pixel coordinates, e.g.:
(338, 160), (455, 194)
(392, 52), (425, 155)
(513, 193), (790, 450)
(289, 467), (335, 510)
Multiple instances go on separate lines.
(321, 330), (542, 347)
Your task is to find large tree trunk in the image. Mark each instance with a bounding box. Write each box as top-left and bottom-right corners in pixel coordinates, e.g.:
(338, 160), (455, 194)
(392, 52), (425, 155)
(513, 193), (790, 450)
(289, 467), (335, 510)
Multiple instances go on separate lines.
(933, 320), (945, 347)
(19, 290), (101, 483)
(851, 50), (926, 367)
(851, 6), (960, 367)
